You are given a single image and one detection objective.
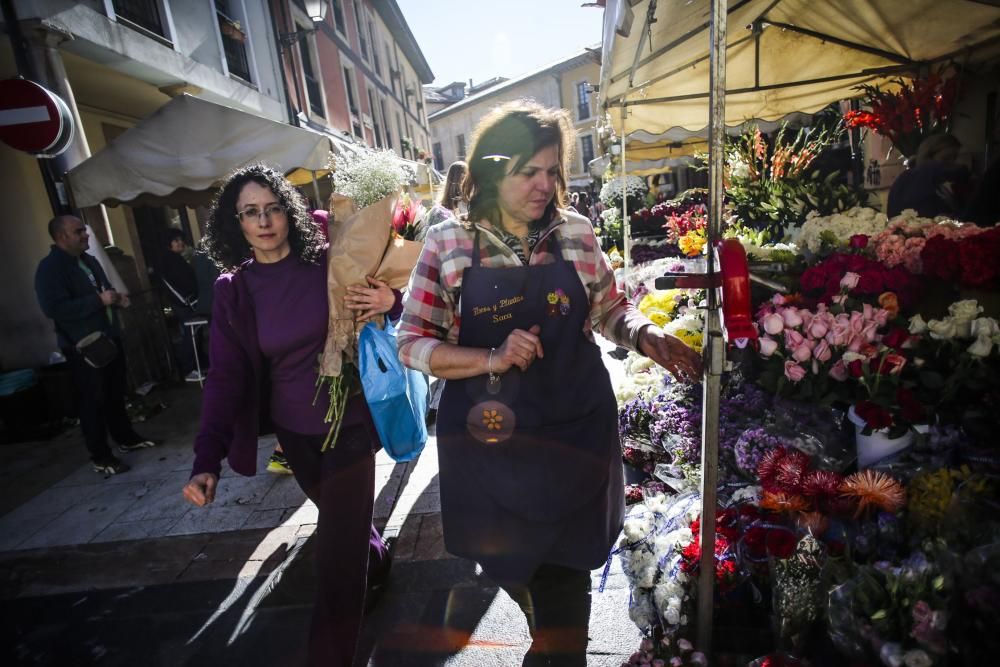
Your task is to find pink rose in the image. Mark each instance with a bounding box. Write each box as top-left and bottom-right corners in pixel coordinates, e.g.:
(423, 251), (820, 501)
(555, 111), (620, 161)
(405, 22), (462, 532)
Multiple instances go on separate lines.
(781, 308), (804, 328)
(761, 312), (785, 336)
(758, 336), (778, 357)
(784, 360), (807, 383)
(831, 294), (847, 306)
(792, 344), (812, 362)
(807, 317), (829, 339)
(785, 329), (805, 348)
(813, 339), (832, 362)
(840, 272), (860, 290)
(829, 358), (849, 381)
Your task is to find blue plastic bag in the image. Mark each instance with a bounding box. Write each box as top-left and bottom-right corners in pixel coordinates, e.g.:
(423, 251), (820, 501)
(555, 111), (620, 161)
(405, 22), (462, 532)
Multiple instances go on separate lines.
(358, 318), (428, 462)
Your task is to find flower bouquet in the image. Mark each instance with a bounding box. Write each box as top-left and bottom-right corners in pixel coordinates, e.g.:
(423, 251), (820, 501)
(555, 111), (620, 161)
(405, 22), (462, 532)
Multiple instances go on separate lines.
(792, 207), (889, 257)
(319, 149), (421, 448)
(843, 73), (958, 160)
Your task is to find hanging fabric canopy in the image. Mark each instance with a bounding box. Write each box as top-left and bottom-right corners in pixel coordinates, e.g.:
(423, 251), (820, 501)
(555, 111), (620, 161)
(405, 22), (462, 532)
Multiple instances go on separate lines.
(67, 94), (345, 208)
(600, 0), (1000, 138)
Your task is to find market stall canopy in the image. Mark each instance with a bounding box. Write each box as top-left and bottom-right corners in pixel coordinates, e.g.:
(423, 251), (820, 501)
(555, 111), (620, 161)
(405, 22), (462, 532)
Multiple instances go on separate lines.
(600, 0), (1000, 138)
(67, 94), (341, 208)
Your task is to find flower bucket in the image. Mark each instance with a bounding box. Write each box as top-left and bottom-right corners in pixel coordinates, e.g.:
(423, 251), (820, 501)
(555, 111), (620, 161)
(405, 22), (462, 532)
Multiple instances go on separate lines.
(847, 405), (914, 468)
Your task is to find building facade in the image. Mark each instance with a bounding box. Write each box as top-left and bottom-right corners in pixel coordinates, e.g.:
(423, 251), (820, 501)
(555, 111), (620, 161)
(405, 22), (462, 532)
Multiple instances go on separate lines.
(274, 0), (433, 160)
(1, 0), (293, 370)
(426, 48), (601, 190)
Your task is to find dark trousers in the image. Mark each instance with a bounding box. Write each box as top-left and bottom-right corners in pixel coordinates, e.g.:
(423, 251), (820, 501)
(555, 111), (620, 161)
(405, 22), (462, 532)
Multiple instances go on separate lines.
(65, 338), (135, 462)
(497, 564), (592, 667)
(275, 423), (388, 667)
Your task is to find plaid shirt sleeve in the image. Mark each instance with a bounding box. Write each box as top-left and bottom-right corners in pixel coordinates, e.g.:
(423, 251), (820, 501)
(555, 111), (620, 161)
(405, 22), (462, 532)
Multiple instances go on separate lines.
(397, 212), (652, 375)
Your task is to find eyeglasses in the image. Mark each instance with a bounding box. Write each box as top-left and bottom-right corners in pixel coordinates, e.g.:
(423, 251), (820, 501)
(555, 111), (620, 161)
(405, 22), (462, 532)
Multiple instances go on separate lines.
(236, 204), (287, 223)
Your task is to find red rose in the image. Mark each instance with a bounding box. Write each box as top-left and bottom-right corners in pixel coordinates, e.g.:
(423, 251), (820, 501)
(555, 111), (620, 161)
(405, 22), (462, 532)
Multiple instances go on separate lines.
(921, 236), (959, 282)
(855, 400), (893, 430)
(849, 234), (870, 249)
(856, 271), (883, 294)
(799, 266), (829, 295)
(882, 327), (910, 349)
(744, 526), (768, 558)
(897, 387), (925, 424)
(848, 359), (865, 378)
(765, 529), (797, 559)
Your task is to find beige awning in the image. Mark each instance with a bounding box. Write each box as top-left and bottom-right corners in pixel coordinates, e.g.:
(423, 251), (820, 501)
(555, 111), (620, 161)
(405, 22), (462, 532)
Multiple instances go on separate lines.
(600, 0), (1000, 138)
(67, 94), (342, 208)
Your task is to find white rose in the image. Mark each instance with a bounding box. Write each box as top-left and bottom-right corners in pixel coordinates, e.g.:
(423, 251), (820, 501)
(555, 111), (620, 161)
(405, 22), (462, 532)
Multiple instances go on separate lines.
(908, 314), (928, 334)
(970, 317), (1000, 339)
(927, 318), (958, 340)
(903, 649), (932, 667)
(948, 299), (983, 323)
(968, 335), (993, 357)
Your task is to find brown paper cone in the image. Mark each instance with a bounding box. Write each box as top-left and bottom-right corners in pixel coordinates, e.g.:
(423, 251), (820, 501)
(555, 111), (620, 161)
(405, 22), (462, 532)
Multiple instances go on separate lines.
(374, 238), (424, 289)
(320, 192), (397, 377)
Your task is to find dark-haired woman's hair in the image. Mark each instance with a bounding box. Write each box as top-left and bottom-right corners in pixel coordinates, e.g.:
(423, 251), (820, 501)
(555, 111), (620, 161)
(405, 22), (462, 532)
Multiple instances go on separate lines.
(439, 160), (467, 212)
(461, 99), (574, 226)
(203, 163), (323, 270)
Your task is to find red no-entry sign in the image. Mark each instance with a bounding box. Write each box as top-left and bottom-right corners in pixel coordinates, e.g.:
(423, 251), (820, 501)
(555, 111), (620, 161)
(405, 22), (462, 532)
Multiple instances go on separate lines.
(0, 78), (74, 156)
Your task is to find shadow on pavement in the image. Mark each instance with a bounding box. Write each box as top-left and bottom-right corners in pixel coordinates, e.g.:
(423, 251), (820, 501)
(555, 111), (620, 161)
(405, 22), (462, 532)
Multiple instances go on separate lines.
(359, 472), (507, 666)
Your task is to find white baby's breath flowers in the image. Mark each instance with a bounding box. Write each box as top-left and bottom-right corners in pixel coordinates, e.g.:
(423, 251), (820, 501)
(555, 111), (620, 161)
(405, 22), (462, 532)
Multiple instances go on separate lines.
(330, 149), (410, 209)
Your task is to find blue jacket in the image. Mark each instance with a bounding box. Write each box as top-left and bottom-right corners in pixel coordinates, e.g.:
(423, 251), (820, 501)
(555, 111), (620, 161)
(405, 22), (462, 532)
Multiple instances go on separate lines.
(35, 246), (119, 349)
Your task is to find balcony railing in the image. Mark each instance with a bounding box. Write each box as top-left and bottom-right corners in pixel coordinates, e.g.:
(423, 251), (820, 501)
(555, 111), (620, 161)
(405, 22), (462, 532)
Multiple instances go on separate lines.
(113, 0), (167, 38)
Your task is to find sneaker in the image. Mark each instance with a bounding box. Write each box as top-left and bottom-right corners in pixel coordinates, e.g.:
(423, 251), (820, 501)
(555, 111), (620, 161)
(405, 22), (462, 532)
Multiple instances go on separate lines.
(185, 370), (205, 382)
(93, 457), (131, 475)
(118, 438), (157, 453)
(267, 452), (293, 474)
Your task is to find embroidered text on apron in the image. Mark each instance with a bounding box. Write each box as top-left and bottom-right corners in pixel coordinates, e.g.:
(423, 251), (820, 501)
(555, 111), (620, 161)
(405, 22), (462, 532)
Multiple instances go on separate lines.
(437, 225), (624, 583)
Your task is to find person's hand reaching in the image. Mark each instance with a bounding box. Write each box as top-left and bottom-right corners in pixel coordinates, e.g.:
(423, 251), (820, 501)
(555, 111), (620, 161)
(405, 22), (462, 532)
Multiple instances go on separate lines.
(345, 276), (395, 322)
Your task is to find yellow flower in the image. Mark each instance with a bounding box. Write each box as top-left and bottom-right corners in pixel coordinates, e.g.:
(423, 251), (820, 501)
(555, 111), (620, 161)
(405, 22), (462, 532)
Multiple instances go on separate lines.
(482, 409), (503, 431)
(546, 292), (558, 304)
(679, 228), (708, 257)
(648, 311), (670, 327)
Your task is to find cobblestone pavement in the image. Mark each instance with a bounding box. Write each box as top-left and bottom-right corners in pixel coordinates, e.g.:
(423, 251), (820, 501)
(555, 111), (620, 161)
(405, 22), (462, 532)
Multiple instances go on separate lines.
(0, 337), (639, 666)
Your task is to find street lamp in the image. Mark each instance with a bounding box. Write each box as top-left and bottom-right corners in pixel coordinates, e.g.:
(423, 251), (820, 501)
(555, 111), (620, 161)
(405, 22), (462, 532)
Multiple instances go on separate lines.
(279, 0), (329, 47)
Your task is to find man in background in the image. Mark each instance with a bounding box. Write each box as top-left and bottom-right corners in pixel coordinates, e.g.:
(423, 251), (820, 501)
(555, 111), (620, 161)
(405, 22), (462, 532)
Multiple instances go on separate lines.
(35, 216), (157, 475)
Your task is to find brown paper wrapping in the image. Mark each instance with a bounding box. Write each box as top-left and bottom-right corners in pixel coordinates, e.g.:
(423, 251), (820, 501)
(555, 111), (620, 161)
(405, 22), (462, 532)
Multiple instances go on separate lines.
(319, 192), (423, 377)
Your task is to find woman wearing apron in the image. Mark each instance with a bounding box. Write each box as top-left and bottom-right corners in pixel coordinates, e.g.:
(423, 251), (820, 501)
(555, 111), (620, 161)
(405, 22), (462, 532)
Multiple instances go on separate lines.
(397, 101), (701, 666)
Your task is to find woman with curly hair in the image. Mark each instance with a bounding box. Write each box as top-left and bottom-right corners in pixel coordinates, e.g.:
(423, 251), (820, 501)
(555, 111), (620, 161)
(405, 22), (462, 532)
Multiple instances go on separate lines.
(181, 163), (397, 666)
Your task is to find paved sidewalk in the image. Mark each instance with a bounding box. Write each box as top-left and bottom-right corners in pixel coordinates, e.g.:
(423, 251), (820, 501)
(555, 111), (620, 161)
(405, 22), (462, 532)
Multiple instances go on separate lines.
(0, 336), (641, 665)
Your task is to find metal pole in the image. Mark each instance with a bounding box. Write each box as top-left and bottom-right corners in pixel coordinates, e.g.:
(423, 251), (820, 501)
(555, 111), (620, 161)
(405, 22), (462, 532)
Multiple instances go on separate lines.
(620, 103), (631, 298)
(696, 0), (728, 655)
(311, 170), (321, 206)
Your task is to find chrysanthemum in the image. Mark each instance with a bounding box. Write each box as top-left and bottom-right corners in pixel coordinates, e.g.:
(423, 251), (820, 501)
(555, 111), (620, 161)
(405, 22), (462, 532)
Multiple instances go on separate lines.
(801, 470), (844, 497)
(759, 490), (810, 513)
(757, 446), (787, 488)
(839, 469), (906, 517)
(774, 450), (810, 493)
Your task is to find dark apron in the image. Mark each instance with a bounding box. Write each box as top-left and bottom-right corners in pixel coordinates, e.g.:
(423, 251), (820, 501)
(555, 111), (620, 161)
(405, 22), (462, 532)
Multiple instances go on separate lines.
(437, 227), (624, 584)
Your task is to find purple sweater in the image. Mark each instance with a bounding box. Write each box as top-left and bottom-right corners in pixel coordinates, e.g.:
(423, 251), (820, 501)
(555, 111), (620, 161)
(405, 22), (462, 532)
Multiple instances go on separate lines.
(191, 254), (402, 478)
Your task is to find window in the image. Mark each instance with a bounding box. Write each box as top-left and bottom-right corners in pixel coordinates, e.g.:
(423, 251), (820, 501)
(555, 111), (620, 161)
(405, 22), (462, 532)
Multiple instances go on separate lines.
(380, 98), (393, 149)
(112, 0), (168, 39)
(331, 0), (346, 34)
(342, 65), (362, 137)
(396, 113), (405, 157)
(456, 133), (466, 160)
(369, 22), (381, 76)
(215, 0), (251, 82)
(353, 1), (368, 61)
(576, 81), (591, 121)
(368, 88), (383, 148)
(580, 135), (595, 172)
(387, 44), (399, 96)
(299, 37), (324, 118)
(433, 142), (444, 171)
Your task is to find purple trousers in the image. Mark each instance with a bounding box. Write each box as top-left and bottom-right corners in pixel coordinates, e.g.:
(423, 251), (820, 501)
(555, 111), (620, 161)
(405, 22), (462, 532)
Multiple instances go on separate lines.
(276, 423), (388, 667)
